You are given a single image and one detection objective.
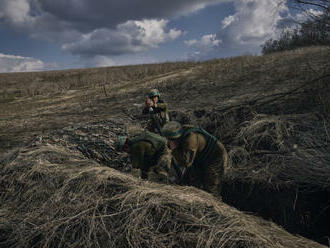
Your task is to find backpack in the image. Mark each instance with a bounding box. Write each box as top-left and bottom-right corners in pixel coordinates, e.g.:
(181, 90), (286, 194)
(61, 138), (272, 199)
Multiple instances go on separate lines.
(130, 130), (167, 152)
(180, 126), (217, 164)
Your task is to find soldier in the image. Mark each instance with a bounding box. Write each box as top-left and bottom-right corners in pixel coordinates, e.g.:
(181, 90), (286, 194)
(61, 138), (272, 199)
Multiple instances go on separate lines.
(162, 121), (228, 197)
(142, 89), (170, 135)
(116, 130), (174, 183)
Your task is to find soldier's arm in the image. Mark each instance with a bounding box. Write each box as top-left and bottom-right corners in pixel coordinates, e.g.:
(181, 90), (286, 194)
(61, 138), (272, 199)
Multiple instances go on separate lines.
(154, 103), (169, 122)
(142, 97), (154, 114)
(154, 102), (167, 111)
(130, 143), (145, 169)
(176, 133), (199, 168)
(142, 106), (150, 115)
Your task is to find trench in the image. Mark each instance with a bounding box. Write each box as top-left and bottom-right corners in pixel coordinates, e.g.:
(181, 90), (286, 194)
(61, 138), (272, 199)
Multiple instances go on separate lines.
(190, 104), (330, 246)
(221, 181), (330, 246)
(60, 109), (330, 246)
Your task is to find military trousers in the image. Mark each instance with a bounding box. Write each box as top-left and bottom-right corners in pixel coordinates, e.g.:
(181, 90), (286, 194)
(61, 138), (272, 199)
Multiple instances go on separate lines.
(146, 148), (173, 184)
(180, 157), (225, 197)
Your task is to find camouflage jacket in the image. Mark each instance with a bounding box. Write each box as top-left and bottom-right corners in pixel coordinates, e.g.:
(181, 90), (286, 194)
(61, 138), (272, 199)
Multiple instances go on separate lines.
(142, 99), (170, 126)
(172, 126), (227, 169)
(129, 131), (167, 171)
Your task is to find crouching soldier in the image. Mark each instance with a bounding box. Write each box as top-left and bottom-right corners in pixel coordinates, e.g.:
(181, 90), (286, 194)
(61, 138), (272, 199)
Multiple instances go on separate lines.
(142, 89), (170, 135)
(116, 130), (175, 183)
(162, 121), (228, 197)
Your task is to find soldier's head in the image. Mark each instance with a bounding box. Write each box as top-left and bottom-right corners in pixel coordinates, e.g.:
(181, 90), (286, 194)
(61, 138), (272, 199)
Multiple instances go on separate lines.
(148, 89), (160, 103)
(162, 121), (182, 150)
(116, 136), (130, 153)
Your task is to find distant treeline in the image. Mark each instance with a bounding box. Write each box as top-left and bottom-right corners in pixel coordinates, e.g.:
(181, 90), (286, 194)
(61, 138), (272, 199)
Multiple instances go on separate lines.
(262, 12), (330, 54)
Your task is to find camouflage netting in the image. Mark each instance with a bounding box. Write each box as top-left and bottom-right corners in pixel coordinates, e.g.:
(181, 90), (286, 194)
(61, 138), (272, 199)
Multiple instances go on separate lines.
(0, 136), (326, 248)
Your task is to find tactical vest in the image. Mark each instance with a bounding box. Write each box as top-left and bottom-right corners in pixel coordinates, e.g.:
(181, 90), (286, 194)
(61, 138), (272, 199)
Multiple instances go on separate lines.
(180, 126), (217, 165)
(149, 99), (169, 127)
(130, 130), (167, 153)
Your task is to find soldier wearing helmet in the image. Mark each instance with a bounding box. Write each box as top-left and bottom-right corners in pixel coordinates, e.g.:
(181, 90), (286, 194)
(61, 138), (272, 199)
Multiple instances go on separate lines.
(116, 130), (175, 183)
(162, 121), (228, 197)
(143, 89), (170, 135)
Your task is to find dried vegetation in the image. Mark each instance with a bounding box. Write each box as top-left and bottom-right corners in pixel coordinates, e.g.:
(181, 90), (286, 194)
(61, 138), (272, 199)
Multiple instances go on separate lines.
(1, 46), (330, 247)
(0, 134), (326, 248)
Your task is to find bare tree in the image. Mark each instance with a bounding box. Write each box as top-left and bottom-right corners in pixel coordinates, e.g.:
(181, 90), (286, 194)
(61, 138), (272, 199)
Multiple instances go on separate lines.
(288, 0), (330, 19)
(290, 0), (329, 10)
(261, 0), (330, 54)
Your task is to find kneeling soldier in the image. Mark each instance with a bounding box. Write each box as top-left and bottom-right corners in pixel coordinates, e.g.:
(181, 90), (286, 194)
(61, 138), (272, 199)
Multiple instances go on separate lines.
(116, 130), (173, 183)
(162, 121), (228, 196)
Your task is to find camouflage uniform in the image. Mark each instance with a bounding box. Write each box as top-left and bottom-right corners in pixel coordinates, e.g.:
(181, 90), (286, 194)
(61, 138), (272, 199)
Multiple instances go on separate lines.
(124, 131), (172, 183)
(163, 122), (228, 196)
(142, 89), (170, 135)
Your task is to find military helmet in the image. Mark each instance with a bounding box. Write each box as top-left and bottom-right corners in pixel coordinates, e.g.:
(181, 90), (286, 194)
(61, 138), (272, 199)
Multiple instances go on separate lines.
(148, 89), (160, 98)
(116, 136), (128, 151)
(162, 121), (183, 139)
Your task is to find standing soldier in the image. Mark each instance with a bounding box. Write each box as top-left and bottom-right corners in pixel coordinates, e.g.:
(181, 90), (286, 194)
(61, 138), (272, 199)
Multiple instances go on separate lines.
(116, 130), (174, 183)
(162, 121), (228, 197)
(142, 89), (170, 135)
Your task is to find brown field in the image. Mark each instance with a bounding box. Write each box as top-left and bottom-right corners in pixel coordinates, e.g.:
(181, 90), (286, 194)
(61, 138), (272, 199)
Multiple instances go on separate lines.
(0, 46), (330, 247)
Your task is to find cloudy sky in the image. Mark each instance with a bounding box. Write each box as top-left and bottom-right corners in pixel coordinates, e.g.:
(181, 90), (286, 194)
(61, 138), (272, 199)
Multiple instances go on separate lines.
(0, 0), (310, 72)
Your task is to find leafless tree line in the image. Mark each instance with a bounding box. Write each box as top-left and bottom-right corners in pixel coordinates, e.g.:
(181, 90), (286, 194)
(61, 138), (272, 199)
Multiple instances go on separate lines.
(262, 0), (330, 54)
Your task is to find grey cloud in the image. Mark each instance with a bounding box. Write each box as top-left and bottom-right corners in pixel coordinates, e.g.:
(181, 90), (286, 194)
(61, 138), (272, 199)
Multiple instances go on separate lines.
(0, 0), (229, 59)
(2, 0), (230, 35)
(63, 29), (137, 56)
(62, 19), (182, 57)
(35, 0), (230, 31)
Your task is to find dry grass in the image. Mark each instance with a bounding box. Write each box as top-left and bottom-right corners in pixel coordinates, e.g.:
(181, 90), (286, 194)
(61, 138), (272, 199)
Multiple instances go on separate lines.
(1, 47), (329, 153)
(175, 50), (330, 244)
(1, 46), (330, 247)
(0, 137), (326, 248)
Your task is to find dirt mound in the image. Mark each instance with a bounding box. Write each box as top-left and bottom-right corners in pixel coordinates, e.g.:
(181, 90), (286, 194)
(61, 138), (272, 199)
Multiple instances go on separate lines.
(0, 137), (326, 248)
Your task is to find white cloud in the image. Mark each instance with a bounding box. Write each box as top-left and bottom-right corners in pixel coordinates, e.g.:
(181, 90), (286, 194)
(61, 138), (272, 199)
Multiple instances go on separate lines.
(221, 15), (236, 29)
(218, 0), (289, 52)
(62, 19), (183, 56)
(185, 34), (221, 50)
(183, 0), (290, 61)
(307, 8), (324, 17)
(0, 0), (33, 25)
(294, 8), (324, 23)
(184, 34), (222, 61)
(120, 19), (182, 48)
(0, 53), (47, 72)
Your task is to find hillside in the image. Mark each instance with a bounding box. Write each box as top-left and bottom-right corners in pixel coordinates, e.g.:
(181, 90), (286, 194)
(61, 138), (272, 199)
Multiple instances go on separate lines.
(0, 46), (330, 247)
